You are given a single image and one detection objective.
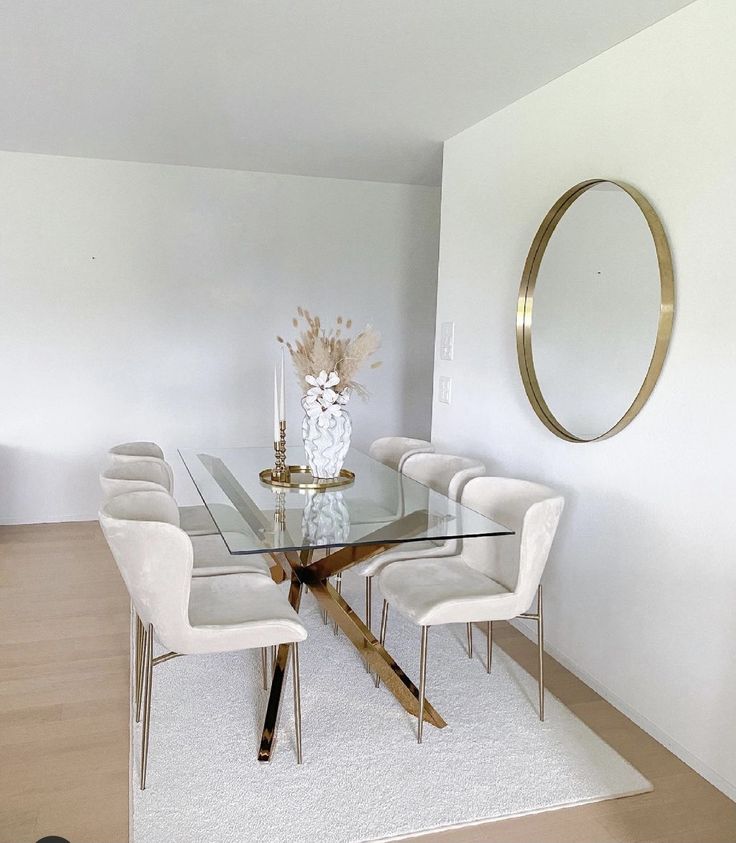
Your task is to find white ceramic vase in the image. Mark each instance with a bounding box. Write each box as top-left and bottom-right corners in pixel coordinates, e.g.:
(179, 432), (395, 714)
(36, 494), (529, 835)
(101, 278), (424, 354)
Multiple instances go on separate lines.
(302, 407), (352, 479)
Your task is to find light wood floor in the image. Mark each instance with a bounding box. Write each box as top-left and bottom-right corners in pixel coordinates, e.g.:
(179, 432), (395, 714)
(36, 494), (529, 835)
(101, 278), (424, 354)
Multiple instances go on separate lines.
(1, 522), (734, 843)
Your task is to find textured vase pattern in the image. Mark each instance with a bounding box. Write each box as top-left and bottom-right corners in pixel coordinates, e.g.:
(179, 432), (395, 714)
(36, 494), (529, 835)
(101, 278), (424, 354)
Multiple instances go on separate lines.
(302, 491), (350, 544)
(302, 408), (352, 479)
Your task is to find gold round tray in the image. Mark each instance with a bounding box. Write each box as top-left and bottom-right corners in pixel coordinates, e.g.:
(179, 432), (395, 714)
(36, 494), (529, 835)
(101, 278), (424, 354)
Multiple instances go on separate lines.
(259, 465), (355, 491)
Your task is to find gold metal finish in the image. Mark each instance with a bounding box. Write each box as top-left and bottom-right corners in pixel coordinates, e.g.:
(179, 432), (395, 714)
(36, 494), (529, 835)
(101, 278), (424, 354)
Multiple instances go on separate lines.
(271, 420), (290, 483)
(168, 475), (446, 763)
(538, 585), (545, 721)
(137, 618), (306, 787)
(375, 598), (390, 688)
(299, 509), (430, 584)
(134, 613), (143, 713)
(151, 651), (182, 667)
(261, 647), (268, 690)
(520, 584), (545, 720)
(365, 576), (373, 632)
(140, 623), (153, 790)
(466, 622), (473, 659)
(364, 576), (373, 672)
(516, 179), (675, 442)
(418, 626), (429, 744)
(258, 564), (307, 763)
(292, 642), (303, 764)
(307, 579), (446, 729)
(257, 529), (447, 762)
(333, 572), (342, 635)
(259, 464), (355, 491)
(487, 621), (493, 674)
(135, 621), (147, 724)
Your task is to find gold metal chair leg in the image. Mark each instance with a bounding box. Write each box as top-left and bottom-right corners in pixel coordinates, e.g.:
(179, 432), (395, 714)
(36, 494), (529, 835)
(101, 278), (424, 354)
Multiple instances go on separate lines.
(466, 622), (473, 659)
(486, 620), (493, 673)
(140, 623), (154, 790)
(364, 577), (373, 673)
(261, 647), (268, 690)
(134, 613), (141, 704)
(292, 642), (303, 764)
(418, 626), (429, 744)
(538, 585), (545, 721)
(270, 645), (277, 672)
(135, 622), (147, 723)
(333, 572), (343, 635)
(365, 576), (372, 631)
(375, 599), (389, 688)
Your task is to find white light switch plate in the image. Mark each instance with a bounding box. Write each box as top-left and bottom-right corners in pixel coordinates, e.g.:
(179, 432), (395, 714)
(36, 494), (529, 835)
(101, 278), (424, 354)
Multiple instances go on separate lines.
(438, 375), (452, 405)
(439, 321), (455, 361)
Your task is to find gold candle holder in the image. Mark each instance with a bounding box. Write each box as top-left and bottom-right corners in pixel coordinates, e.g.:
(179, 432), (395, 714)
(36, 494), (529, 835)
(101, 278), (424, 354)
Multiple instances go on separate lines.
(272, 420), (290, 483)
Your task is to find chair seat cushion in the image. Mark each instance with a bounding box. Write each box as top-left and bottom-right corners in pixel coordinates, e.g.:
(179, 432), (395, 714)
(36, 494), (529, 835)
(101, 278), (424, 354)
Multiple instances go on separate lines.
(178, 505), (217, 536)
(179, 502), (253, 537)
(352, 540), (447, 577)
(378, 556), (516, 626)
(186, 573), (307, 652)
(191, 534), (272, 577)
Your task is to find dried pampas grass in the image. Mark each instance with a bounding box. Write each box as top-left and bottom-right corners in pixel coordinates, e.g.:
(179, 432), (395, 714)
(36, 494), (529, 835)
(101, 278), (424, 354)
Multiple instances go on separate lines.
(278, 310), (381, 398)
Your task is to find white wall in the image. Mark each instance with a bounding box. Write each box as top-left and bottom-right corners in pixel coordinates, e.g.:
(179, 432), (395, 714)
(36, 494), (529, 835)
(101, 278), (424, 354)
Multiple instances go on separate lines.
(0, 152), (439, 523)
(433, 0), (736, 798)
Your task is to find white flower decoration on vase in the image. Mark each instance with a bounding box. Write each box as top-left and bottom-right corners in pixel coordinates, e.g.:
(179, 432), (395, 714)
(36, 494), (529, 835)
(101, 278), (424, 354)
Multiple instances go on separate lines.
(302, 370), (352, 478)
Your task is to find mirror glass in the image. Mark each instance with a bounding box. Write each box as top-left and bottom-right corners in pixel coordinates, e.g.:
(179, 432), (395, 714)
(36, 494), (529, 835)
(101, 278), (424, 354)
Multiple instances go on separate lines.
(529, 183), (663, 440)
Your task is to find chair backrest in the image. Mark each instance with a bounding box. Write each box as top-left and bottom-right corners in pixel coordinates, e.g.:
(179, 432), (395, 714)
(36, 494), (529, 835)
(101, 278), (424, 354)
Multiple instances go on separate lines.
(108, 441), (164, 461)
(105, 442), (174, 493)
(368, 437), (434, 472)
(99, 490), (193, 652)
(460, 477), (564, 608)
(99, 460), (173, 502)
(402, 452), (485, 501)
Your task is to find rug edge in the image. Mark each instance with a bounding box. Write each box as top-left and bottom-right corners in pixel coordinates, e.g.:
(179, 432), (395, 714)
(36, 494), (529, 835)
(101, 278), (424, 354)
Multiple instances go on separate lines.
(372, 781), (654, 842)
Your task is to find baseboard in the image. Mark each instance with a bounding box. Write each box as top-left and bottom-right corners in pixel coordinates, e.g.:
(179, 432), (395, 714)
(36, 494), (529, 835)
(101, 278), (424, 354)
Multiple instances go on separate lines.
(0, 513), (98, 526)
(511, 618), (736, 803)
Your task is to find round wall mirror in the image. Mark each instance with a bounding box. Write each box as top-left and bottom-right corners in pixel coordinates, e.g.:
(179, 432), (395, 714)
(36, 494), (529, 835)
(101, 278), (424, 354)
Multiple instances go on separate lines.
(516, 179), (674, 442)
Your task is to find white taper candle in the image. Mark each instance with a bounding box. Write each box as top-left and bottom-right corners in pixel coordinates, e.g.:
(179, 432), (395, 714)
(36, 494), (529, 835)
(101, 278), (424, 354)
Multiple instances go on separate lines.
(273, 365), (280, 442)
(279, 347), (286, 422)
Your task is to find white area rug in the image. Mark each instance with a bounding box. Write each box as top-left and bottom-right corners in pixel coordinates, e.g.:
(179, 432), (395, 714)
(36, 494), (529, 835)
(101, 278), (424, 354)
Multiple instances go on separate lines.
(132, 576), (650, 843)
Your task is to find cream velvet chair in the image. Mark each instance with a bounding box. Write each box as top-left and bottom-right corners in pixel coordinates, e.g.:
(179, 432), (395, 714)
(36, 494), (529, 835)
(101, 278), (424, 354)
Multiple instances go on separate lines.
(99, 490), (308, 787)
(368, 436), (434, 472)
(106, 442), (216, 536)
(352, 453), (485, 633)
(377, 476), (564, 742)
(313, 437), (433, 631)
(99, 461), (271, 578)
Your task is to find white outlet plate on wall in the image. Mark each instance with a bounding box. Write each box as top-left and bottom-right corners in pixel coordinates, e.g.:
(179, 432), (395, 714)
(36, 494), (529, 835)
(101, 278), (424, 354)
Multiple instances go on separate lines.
(440, 321), (455, 361)
(438, 375), (452, 404)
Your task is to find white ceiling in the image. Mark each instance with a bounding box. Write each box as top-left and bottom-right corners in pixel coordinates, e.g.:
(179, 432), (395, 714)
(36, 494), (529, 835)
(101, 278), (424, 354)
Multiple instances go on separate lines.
(0, 0), (693, 185)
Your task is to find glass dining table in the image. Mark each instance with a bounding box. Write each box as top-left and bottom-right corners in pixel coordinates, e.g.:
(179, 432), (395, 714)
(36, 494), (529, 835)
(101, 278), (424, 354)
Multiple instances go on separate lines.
(179, 446), (513, 762)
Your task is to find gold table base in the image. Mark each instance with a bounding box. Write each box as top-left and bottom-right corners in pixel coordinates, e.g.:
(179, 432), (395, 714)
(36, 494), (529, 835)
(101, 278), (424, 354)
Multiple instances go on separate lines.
(193, 454), (445, 763)
(259, 535), (447, 763)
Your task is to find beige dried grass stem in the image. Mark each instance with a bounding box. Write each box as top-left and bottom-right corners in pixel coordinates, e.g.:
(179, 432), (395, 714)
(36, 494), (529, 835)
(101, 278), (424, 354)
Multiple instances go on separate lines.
(277, 310), (381, 397)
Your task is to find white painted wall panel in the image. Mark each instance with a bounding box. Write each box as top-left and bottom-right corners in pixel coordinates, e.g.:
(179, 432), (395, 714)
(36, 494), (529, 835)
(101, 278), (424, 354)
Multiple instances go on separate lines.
(0, 153), (439, 522)
(432, 0), (736, 797)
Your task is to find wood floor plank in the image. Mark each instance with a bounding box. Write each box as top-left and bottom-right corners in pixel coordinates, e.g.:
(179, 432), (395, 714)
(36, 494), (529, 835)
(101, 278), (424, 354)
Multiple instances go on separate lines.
(1, 520), (734, 843)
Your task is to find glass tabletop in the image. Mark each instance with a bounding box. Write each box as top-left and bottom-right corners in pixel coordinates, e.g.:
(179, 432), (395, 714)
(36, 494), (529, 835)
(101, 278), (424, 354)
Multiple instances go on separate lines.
(179, 446), (513, 555)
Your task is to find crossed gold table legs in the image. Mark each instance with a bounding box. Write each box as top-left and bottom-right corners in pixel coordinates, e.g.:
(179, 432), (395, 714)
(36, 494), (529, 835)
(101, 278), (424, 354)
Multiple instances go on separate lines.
(258, 543), (447, 763)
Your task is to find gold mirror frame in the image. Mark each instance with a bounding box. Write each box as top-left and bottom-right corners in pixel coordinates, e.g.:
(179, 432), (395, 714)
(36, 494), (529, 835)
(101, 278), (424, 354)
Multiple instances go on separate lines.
(516, 179), (674, 442)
